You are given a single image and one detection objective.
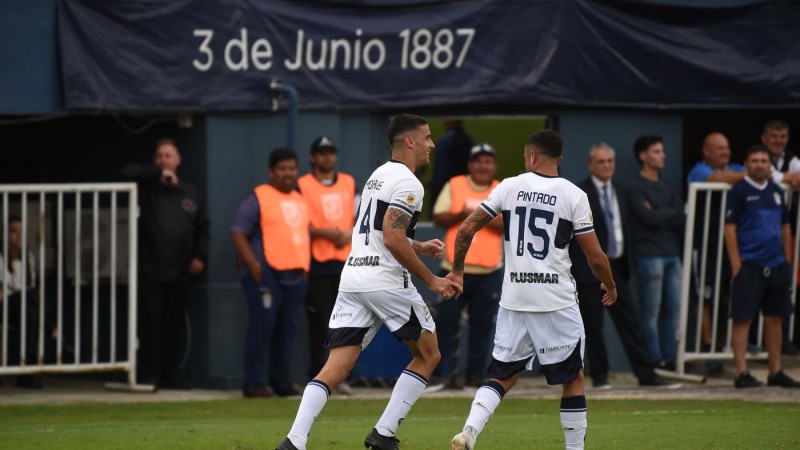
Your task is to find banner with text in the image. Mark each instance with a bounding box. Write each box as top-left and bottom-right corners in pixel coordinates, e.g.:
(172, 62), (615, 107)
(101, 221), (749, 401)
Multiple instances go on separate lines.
(57, 0), (800, 111)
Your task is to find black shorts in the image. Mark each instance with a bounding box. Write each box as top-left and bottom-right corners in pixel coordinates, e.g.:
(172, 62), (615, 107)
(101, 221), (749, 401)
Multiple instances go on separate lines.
(730, 262), (794, 321)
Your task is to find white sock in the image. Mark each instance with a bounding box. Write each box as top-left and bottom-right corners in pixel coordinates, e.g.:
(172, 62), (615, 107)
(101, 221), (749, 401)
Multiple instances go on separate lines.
(287, 380), (331, 449)
(463, 381), (505, 440)
(560, 396), (587, 450)
(375, 369), (427, 437)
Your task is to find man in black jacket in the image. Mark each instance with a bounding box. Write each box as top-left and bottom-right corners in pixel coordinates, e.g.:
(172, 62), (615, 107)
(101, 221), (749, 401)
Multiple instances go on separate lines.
(569, 143), (678, 389)
(123, 138), (210, 389)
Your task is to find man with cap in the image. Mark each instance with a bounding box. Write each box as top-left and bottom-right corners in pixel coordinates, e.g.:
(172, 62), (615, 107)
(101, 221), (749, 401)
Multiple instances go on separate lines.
(427, 143), (504, 392)
(298, 136), (359, 390)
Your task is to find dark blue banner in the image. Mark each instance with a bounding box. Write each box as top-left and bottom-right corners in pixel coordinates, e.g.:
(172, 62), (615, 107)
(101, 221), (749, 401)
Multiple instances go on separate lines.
(57, 0), (800, 111)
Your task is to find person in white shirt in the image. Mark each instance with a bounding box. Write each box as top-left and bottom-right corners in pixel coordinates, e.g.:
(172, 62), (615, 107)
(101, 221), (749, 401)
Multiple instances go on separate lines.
(0, 216), (44, 388)
(448, 130), (616, 450)
(761, 119), (800, 356)
(276, 114), (462, 450)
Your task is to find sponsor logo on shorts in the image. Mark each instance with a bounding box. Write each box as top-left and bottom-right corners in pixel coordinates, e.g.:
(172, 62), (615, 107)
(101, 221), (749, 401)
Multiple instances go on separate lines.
(509, 272), (559, 283)
(331, 305), (353, 320)
(347, 255), (380, 267)
(540, 343), (576, 354)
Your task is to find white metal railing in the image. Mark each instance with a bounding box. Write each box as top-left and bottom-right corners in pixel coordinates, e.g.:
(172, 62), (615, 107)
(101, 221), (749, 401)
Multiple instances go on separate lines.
(677, 182), (798, 375)
(0, 183), (139, 388)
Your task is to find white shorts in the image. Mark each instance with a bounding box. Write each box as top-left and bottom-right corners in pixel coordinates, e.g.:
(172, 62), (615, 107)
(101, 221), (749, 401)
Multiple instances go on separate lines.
(489, 304), (585, 385)
(326, 288), (436, 349)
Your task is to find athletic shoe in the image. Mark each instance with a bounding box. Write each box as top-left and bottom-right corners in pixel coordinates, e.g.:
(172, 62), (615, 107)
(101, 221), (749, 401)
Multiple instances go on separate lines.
(274, 384), (302, 397)
(747, 343), (763, 354)
(243, 386), (273, 398)
(364, 428), (399, 450)
(734, 371), (763, 388)
(422, 382), (445, 394)
(639, 376), (681, 389)
(767, 370), (800, 388)
(655, 360), (676, 372)
(276, 437), (299, 450)
(336, 381), (353, 396)
(15, 375), (43, 389)
(592, 377), (612, 390)
(451, 431), (475, 450)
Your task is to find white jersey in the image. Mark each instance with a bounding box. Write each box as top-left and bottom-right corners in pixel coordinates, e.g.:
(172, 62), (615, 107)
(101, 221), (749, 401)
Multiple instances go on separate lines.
(480, 172), (594, 312)
(339, 160), (423, 292)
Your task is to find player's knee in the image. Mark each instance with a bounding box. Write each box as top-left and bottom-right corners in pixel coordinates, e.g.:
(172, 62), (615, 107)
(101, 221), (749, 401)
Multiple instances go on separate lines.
(429, 348), (441, 366)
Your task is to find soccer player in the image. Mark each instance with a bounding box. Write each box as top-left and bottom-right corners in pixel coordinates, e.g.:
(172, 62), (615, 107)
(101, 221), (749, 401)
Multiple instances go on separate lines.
(276, 114), (462, 450)
(447, 130), (617, 450)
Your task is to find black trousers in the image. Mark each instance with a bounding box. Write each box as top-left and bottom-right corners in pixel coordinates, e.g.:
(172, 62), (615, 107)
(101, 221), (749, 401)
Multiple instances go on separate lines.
(137, 270), (190, 385)
(304, 272), (341, 378)
(3, 289), (41, 365)
(577, 261), (655, 383)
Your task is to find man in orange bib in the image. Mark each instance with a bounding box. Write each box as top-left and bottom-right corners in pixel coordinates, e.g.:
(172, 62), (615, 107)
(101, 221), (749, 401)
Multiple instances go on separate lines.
(428, 143), (503, 391)
(231, 148), (310, 398)
(298, 136), (358, 383)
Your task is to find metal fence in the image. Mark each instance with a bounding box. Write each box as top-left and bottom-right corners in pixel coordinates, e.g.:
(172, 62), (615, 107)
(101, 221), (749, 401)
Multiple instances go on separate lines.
(677, 182), (798, 377)
(0, 183), (139, 387)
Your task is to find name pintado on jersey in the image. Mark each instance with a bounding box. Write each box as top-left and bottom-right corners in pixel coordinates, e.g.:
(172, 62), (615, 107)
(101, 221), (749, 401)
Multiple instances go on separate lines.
(339, 160), (423, 292)
(480, 172), (594, 312)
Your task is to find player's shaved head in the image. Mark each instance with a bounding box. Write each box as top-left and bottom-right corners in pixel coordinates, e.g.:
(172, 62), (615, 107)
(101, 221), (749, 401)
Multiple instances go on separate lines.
(387, 114), (428, 144)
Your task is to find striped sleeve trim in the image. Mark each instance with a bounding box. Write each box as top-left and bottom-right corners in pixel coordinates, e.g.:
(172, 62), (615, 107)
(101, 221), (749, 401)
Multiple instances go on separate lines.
(389, 202), (415, 216)
(479, 202), (497, 218)
(574, 226), (594, 235)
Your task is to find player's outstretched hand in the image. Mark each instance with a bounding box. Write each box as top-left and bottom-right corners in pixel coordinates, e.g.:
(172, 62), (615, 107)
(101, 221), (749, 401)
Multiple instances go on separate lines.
(429, 276), (462, 301)
(416, 239), (446, 258)
(445, 271), (464, 293)
(600, 283), (617, 307)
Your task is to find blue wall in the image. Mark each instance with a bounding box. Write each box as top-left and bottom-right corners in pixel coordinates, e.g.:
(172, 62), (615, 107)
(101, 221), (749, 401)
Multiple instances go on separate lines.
(0, 0), (63, 115)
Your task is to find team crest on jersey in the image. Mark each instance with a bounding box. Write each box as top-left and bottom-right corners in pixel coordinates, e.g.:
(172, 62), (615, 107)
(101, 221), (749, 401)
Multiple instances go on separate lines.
(405, 193), (416, 205)
(774, 192), (782, 205)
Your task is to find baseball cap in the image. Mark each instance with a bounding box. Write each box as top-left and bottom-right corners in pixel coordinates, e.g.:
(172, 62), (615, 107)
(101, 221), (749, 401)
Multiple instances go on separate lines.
(469, 143), (496, 160)
(310, 136), (337, 154)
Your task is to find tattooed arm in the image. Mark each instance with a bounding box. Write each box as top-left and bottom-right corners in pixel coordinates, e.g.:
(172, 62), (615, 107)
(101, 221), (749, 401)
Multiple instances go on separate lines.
(383, 207), (460, 298)
(451, 208), (494, 272)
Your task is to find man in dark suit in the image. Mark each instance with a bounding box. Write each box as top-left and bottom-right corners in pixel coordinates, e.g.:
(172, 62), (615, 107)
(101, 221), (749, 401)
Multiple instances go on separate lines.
(569, 143), (679, 389)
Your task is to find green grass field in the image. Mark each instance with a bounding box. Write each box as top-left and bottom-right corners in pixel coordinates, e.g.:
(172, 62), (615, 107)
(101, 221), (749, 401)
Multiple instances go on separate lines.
(0, 397), (798, 449)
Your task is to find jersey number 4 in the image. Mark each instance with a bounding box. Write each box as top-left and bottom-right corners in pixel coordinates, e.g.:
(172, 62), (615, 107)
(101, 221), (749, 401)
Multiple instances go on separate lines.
(356, 199), (418, 245)
(358, 201), (373, 245)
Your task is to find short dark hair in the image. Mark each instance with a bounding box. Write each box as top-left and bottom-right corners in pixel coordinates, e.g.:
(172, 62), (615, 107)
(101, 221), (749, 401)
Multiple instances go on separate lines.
(527, 129), (563, 158)
(764, 119), (790, 133)
(387, 114), (427, 144)
(268, 147), (298, 169)
(745, 143), (769, 159)
(155, 137), (177, 151)
(633, 135), (663, 165)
